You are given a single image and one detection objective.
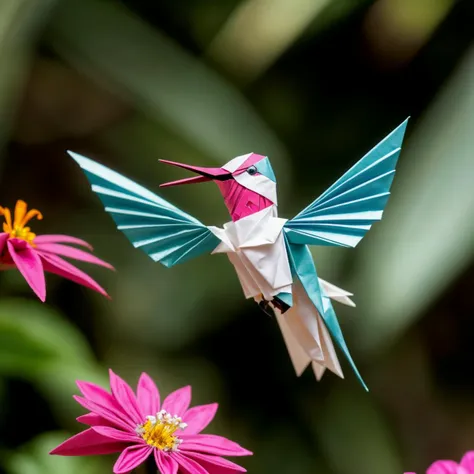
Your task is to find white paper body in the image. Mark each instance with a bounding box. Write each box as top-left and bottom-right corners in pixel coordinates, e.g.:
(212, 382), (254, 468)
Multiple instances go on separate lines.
(208, 205), (355, 380)
(209, 206), (292, 300)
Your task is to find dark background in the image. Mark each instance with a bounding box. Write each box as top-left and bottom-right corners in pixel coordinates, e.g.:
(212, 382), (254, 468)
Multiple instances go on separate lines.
(0, 0), (473, 473)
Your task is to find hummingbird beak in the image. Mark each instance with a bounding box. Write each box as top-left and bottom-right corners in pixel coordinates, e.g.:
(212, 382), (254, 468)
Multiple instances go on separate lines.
(159, 159), (231, 187)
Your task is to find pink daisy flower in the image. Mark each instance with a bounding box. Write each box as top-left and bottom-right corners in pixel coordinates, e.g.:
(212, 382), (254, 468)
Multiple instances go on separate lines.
(50, 369), (252, 474)
(0, 199), (113, 301)
(405, 451), (474, 474)
(427, 451), (474, 474)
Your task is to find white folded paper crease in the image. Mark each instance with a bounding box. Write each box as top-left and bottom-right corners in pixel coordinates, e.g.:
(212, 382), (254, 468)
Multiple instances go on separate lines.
(209, 205), (355, 380)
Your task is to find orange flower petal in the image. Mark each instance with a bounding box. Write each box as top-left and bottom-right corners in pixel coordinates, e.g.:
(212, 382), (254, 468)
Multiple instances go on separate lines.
(13, 200), (27, 228)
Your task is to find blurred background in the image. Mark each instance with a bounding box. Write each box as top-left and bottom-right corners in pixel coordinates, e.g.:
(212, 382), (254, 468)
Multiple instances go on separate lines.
(0, 0), (473, 473)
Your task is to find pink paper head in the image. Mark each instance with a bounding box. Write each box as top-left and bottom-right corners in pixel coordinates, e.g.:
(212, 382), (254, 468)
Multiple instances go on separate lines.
(160, 153), (277, 221)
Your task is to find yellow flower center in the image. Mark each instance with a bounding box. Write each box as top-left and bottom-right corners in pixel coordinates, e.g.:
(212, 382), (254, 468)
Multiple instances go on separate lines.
(0, 200), (43, 246)
(136, 410), (187, 452)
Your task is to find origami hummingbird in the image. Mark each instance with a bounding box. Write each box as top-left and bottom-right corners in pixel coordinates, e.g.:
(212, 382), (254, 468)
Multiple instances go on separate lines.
(69, 119), (408, 390)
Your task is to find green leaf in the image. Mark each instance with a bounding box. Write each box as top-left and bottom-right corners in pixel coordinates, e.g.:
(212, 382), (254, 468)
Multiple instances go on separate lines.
(351, 47), (474, 352)
(0, 299), (94, 366)
(305, 0), (372, 37)
(0, 299), (107, 418)
(0, 0), (59, 153)
(312, 386), (403, 474)
(4, 431), (107, 474)
(206, 0), (332, 83)
(45, 0), (290, 182)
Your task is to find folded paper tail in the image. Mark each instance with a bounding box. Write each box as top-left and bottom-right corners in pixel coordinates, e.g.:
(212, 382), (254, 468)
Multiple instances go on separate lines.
(312, 362), (326, 381)
(274, 281), (344, 382)
(274, 309), (311, 377)
(318, 278), (356, 307)
(284, 238), (368, 391)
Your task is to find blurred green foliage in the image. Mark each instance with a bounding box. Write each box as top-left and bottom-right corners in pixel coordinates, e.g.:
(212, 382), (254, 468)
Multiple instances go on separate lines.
(4, 432), (106, 474)
(0, 0), (473, 473)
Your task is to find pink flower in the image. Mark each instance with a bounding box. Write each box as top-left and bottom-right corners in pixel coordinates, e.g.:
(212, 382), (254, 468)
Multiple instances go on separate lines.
(50, 369), (252, 473)
(405, 451), (474, 474)
(427, 452), (474, 474)
(0, 199), (113, 301)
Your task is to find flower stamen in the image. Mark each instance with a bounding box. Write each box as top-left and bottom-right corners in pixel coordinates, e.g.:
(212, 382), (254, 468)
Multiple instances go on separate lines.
(136, 409), (187, 452)
(0, 200), (43, 245)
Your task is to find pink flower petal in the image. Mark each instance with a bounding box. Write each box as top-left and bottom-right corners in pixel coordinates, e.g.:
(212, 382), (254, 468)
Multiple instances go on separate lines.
(34, 234), (93, 250)
(7, 239), (46, 301)
(183, 403), (218, 435)
(109, 369), (143, 425)
(113, 445), (153, 474)
(186, 452), (247, 473)
(461, 452), (474, 471)
(50, 428), (128, 456)
(73, 395), (133, 432)
(39, 252), (109, 297)
(92, 426), (141, 443)
(173, 452), (209, 474)
(77, 380), (118, 408)
(155, 450), (179, 474)
(199, 465), (245, 474)
(76, 413), (114, 427)
(0, 233), (9, 253)
(427, 461), (463, 474)
(35, 242), (114, 269)
(137, 372), (160, 418)
(162, 386), (192, 416)
(180, 435), (252, 457)
(76, 380), (137, 427)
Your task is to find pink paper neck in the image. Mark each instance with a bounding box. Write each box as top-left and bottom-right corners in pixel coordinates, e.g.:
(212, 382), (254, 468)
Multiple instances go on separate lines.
(216, 180), (272, 221)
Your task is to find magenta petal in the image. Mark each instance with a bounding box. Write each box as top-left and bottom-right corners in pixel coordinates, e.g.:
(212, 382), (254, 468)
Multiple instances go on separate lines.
(427, 461), (462, 474)
(461, 452), (474, 470)
(35, 242), (114, 269)
(0, 233), (9, 254)
(180, 435), (252, 457)
(76, 380), (136, 427)
(113, 445), (153, 474)
(108, 369), (143, 425)
(73, 395), (133, 432)
(34, 234), (93, 250)
(7, 239), (46, 301)
(77, 380), (120, 409)
(50, 428), (128, 456)
(162, 386), (192, 415)
(76, 413), (114, 427)
(92, 426), (141, 443)
(173, 452), (209, 474)
(155, 450), (179, 474)
(186, 452), (247, 473)
(137, 372), (160, 418)
(183, 403), (218, 434)
(39, 252), (109, 297)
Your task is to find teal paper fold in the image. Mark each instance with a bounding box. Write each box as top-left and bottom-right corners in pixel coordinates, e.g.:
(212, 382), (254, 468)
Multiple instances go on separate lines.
(284, 236), (368, 391)
(255, 157), (277, 182)
(68, 152), (220, 267)
(284, 119), (409, 247)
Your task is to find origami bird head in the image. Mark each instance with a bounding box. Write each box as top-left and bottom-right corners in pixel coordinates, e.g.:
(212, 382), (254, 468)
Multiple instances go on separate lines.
(160, 153), (277, 221)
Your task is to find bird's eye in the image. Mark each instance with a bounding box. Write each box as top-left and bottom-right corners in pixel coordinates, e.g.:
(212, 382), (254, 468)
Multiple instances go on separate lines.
(247, 166), (257, 176)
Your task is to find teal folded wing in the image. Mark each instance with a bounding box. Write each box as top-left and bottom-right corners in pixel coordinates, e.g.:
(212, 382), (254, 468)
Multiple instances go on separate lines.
(284, 119), (409, 248)
(285, 237), (368, 390)
(68, 152), (221, 267)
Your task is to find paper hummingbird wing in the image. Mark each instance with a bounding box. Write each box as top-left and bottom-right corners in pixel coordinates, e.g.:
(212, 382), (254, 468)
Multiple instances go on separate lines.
(69, 152), (221, 267)
(284, 119), (409, 247)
